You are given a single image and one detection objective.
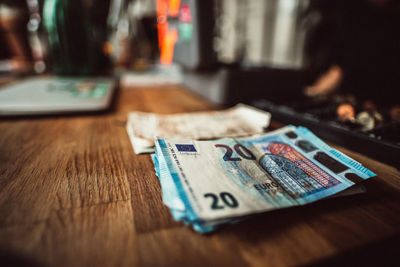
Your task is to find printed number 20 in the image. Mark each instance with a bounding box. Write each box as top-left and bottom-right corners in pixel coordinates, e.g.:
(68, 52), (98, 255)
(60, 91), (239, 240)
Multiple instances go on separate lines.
(204, 192), (239, 210)
(215, 144), (256, 161)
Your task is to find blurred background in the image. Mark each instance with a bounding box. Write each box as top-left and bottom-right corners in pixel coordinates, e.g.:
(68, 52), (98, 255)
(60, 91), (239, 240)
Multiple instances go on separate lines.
(0, 0), (158, 75)
(1, 0), (399, 101)
(1, 0), (400, 108)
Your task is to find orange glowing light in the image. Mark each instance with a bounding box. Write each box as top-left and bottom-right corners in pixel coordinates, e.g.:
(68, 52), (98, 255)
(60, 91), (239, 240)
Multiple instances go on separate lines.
(157, 0), (180, 64)
(160, 29), (178, 65)
(168, 0), (181, 17)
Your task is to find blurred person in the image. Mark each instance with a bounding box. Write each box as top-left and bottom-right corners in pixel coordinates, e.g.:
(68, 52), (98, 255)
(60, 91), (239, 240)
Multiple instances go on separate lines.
(305, 0), (400, 121)
(0, 0), (33, 73)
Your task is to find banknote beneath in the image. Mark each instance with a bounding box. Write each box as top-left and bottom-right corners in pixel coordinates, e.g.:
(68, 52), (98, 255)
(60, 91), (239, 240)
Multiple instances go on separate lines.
(152, 125), (375, 232)
(127, 104), (270, 154)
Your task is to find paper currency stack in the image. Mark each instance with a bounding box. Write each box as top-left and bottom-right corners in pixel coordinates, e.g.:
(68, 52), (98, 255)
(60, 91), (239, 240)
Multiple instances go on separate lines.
(152, 126), (375, 232)
(126, 104), (270, 154)
(126, 104), (375, 232)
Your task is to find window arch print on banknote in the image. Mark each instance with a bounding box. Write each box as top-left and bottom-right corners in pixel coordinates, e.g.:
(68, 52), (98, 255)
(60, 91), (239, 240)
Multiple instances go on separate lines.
(259, 154), (324, 199)
(267, 142), (341, 188)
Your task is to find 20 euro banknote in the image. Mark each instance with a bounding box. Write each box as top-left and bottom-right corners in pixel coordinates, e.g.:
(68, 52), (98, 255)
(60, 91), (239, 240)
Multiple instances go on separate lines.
(153, 125), (375, 232)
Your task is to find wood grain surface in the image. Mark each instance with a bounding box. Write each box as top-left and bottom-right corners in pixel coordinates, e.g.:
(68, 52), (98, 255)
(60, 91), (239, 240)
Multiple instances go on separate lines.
(0, 85), (399, 267)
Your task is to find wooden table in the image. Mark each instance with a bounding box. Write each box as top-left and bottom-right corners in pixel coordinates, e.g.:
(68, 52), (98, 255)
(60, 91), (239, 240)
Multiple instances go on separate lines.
(1, 86), (399, 267)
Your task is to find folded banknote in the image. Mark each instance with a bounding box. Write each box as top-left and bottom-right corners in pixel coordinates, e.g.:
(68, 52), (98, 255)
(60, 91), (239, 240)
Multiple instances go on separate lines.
(152, 125), (375, 232)
(127, 104), (270, 154)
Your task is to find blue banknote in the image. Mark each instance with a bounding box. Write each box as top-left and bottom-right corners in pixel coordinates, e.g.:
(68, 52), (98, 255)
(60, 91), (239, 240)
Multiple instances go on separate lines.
(152, 126), (375, 232)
